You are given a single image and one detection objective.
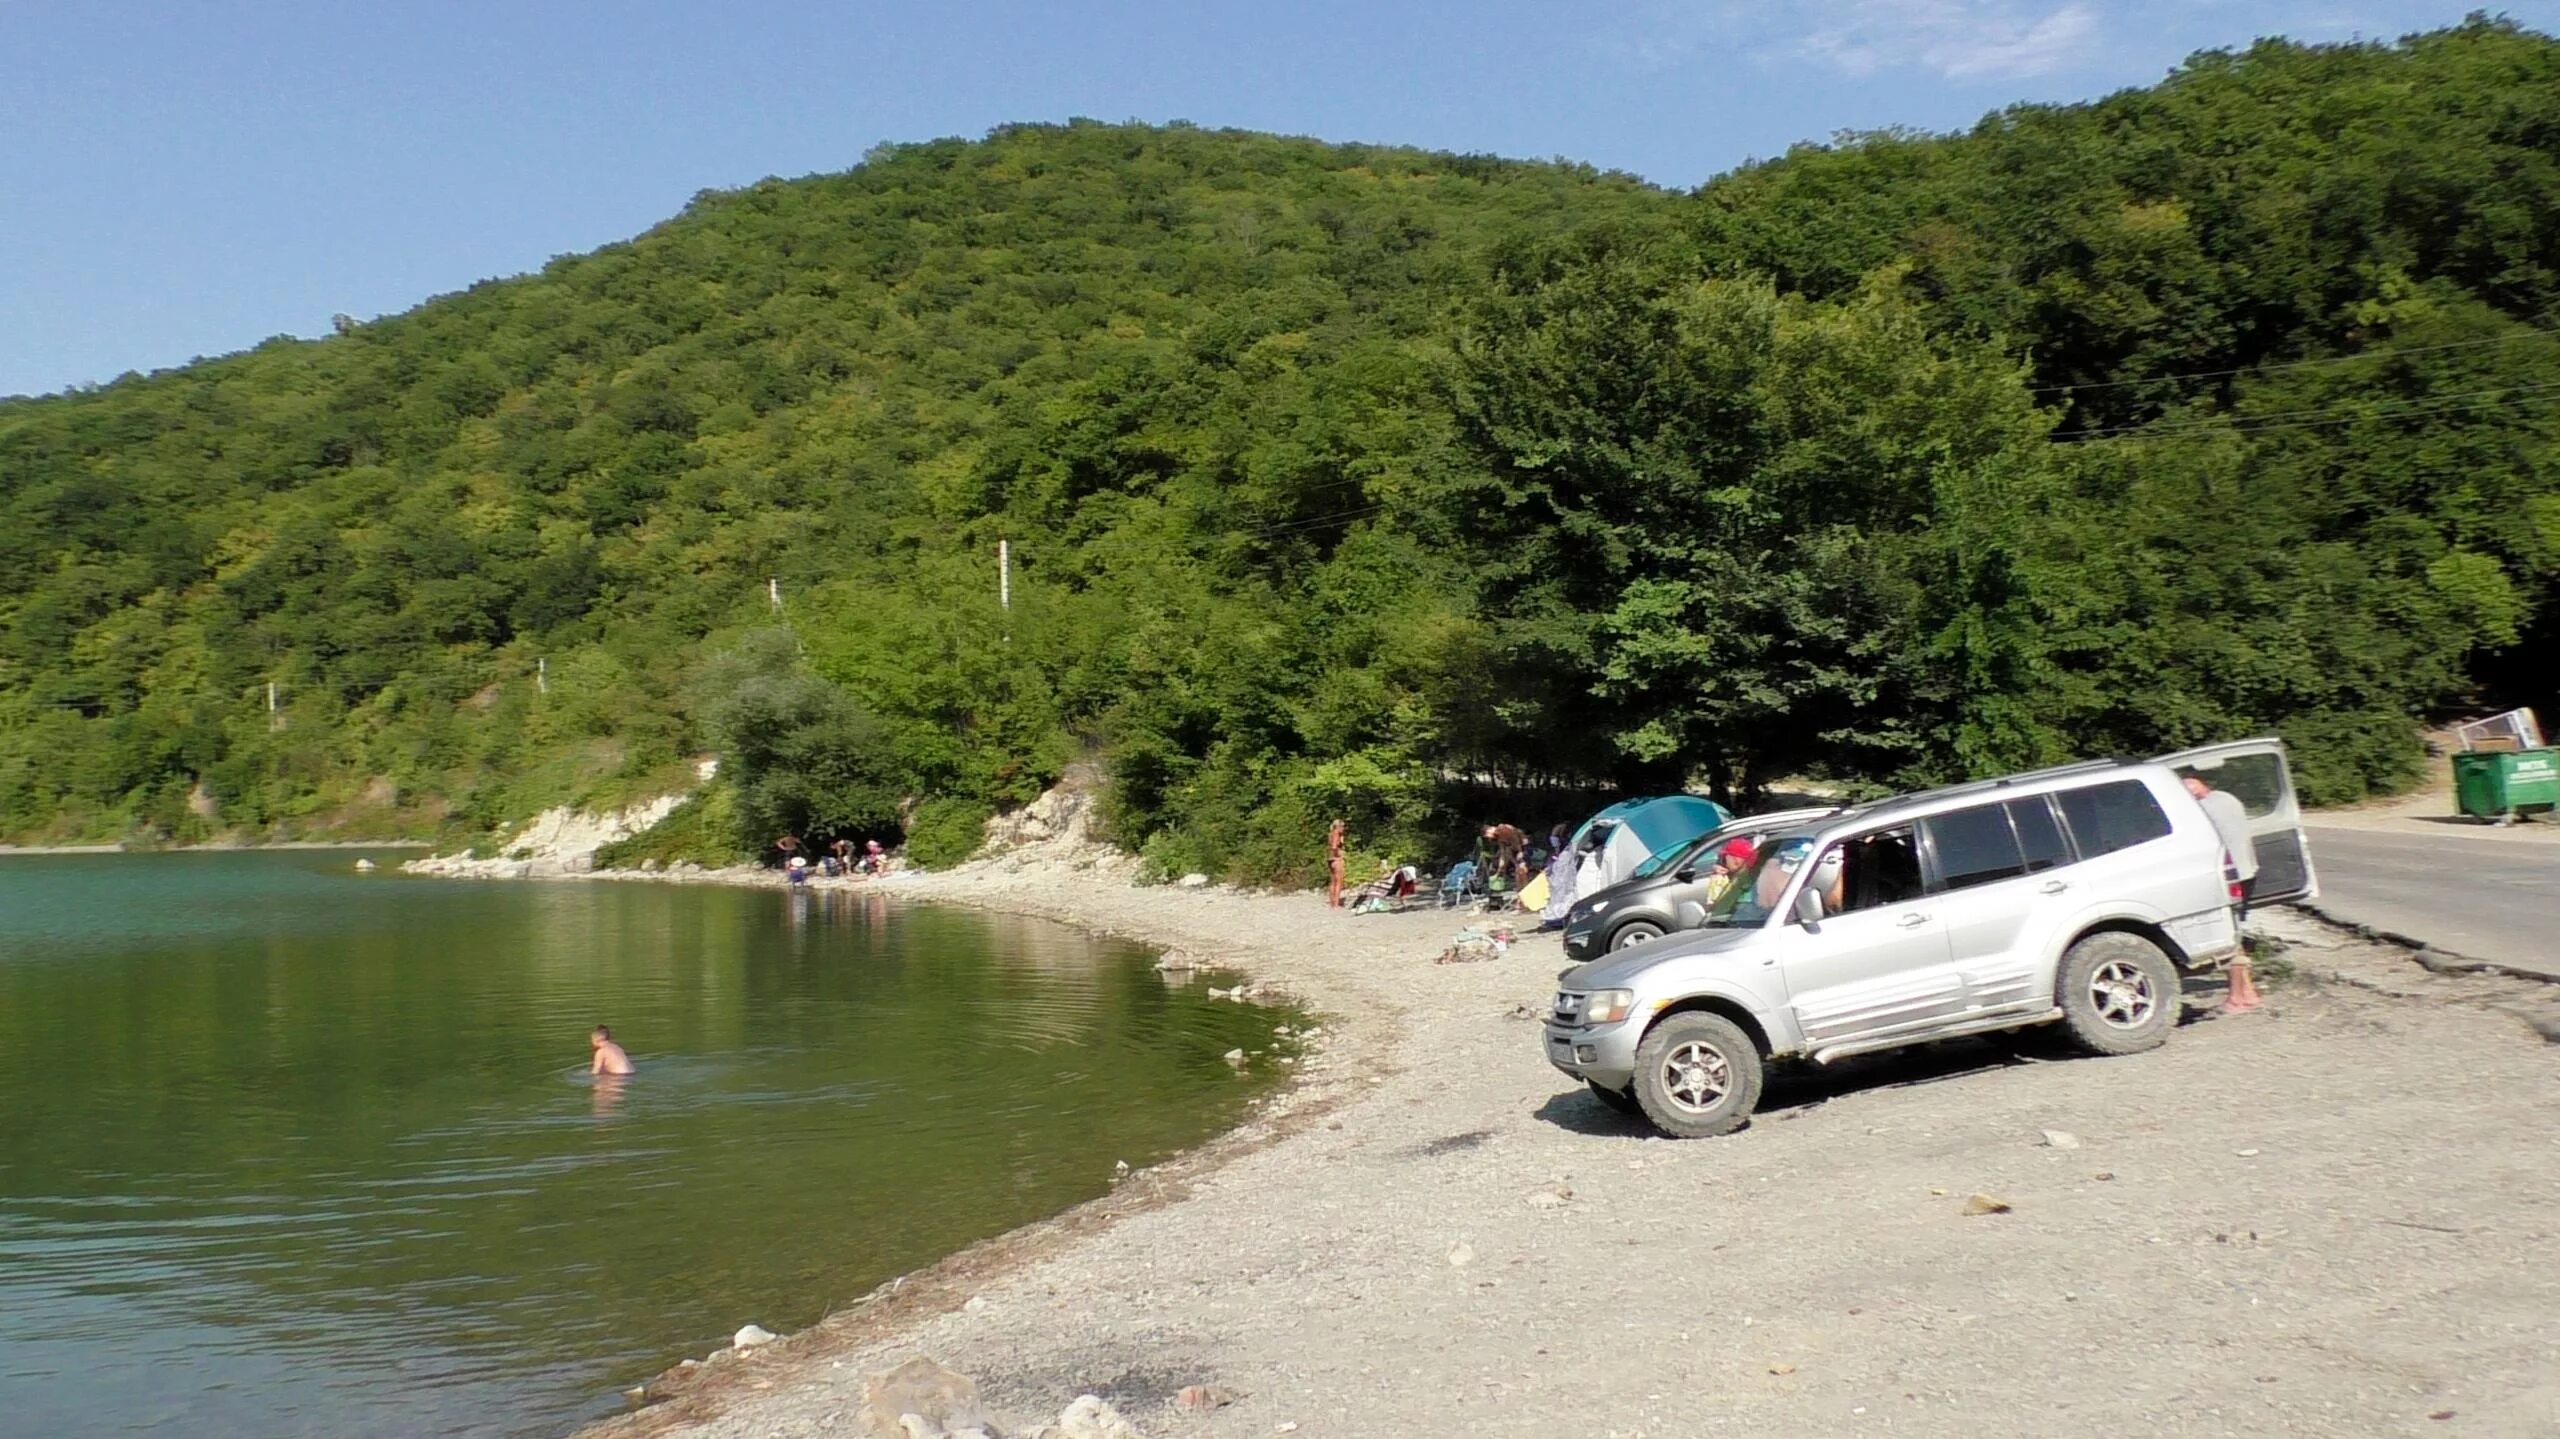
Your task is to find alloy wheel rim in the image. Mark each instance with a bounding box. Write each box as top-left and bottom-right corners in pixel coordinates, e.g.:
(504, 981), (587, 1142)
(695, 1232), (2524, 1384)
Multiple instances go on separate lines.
(2090, 958), (2157, 1029)
(1660, 1040), (1731, 1112)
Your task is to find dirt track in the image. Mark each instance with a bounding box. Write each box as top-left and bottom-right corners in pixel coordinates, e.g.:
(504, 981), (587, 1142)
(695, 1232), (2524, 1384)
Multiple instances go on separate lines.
(586, 859), (2560, 1439)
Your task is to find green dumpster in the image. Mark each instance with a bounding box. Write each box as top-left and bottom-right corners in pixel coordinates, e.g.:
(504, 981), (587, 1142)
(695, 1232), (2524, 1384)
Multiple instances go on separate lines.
(2452, 748), (2560, 823)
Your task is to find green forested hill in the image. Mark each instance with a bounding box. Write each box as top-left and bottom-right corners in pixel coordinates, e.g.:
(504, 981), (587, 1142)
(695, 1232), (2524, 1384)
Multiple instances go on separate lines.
(4, 19), (2557, 878)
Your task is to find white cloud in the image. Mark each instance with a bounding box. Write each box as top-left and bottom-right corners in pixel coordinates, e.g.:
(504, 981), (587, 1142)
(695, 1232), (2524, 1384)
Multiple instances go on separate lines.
(1606, 1), (2113, 82)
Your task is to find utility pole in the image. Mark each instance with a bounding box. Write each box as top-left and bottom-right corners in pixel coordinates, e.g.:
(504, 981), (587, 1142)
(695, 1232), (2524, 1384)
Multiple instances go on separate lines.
(768, 577), (782, 611)
(267, 681), (282, 732)
(998, 539), (1011, 644)
(537, 657), (547, 695)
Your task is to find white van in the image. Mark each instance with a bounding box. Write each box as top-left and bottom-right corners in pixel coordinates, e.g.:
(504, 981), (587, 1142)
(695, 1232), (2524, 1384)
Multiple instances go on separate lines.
(1544, 740), (2315, 1138)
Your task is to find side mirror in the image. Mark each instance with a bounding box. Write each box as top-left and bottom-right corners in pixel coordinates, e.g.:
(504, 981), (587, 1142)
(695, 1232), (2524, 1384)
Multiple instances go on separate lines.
(1672, 867), (1696, 884)
(1793, 890), (1824, 926)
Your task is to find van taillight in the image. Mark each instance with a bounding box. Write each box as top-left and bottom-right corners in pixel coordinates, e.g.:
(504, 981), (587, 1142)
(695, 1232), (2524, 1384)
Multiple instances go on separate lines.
(2222, 849), (2243, 901)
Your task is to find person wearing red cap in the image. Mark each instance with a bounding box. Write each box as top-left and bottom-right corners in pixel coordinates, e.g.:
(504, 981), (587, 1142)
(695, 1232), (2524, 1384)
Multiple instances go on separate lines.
(1702, 837), (1757, 906)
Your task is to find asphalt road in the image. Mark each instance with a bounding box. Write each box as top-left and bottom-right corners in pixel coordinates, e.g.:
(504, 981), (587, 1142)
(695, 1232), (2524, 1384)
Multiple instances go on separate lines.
(2303, 824), (2560, 980)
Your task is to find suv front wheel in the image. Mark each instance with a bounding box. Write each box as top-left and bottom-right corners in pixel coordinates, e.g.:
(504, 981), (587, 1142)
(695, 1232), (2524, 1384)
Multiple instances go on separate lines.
(2056, 931), (2179, 1056)
(1631, 1012), (1764, 1138)
(1608, 920), (1665, 951)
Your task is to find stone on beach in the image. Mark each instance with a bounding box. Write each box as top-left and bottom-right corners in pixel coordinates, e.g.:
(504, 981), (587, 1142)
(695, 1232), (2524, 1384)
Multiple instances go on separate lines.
(1174, 1383), (1243, 1412)
(1057, 1393), (1143, 1438)
(856, 1357), (989, 1439)
(732, 1323), (778, 1349)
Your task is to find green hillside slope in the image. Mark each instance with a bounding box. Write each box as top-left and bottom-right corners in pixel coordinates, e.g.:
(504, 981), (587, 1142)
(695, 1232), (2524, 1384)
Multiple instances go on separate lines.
(4, 19), (2556, 878)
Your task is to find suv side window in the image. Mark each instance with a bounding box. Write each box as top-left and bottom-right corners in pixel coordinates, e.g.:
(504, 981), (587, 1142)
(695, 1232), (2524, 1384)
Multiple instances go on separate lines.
(2008, 795), (2071, 872)
(1923, 804), (2026, 891)
(1806, 825), (1924, 917)
(2055, 779), (2173, 857)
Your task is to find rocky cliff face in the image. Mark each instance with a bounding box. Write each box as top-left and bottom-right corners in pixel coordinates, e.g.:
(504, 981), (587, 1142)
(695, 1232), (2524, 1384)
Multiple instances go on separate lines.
(403, 793), (689, 879)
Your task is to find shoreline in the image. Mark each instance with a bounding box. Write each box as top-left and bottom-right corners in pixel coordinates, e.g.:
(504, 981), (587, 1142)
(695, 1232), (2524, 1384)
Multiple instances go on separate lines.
(526, 848), (2560, 1436)
(0, 839), (433, 856)
(566, 844), (1432, 1436)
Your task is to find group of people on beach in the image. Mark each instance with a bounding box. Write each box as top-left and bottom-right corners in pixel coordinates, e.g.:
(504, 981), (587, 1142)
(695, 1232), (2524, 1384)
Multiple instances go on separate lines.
(771, 833), (890, 884)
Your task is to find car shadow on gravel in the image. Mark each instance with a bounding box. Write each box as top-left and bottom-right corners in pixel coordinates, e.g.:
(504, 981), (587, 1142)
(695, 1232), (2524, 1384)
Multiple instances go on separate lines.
(1536, 984), (2234, 1137)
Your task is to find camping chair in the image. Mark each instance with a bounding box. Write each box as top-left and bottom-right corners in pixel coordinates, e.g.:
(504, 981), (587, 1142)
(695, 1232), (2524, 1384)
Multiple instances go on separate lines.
(1437, 860), (1480, 909)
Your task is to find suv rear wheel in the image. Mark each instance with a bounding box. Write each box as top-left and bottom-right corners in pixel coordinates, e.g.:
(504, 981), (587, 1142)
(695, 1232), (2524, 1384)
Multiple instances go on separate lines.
(1631, 1012), (1763, 1138)
(2056, 931), (2179, 1056)
(1608, 919), (1665, 951)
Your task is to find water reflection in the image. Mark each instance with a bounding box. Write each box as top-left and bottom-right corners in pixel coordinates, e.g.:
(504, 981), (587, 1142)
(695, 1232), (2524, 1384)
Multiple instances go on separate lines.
(590, 1072), (629, 1124)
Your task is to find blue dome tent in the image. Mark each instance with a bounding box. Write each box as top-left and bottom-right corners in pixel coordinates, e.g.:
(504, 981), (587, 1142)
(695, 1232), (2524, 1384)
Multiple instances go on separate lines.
(1566, 795), (1731, 895)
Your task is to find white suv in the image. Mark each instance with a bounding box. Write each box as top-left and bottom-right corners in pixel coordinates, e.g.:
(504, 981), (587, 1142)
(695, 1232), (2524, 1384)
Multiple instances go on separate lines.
(1544, 740), (2316, 1137)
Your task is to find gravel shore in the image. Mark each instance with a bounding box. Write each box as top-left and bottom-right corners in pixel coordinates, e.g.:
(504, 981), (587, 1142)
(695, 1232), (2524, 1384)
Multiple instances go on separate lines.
(579, 853), (2560, 1439)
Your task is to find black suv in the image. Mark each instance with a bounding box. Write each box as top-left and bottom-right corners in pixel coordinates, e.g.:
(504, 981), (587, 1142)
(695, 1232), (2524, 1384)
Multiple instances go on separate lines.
(1559, 809), (1835, 962)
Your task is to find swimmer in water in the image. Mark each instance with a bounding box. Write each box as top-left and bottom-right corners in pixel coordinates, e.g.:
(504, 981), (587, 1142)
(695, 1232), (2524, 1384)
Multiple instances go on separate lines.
(590, 1024), (634, 1076)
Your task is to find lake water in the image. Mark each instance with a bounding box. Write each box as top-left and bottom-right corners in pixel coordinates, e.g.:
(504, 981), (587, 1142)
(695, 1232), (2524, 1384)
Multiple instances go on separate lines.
(0, 853), (1286, 1438)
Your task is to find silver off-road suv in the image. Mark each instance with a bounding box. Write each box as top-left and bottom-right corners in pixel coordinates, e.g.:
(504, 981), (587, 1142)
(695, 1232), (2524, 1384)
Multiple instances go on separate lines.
(1545, 740), (2316, 1138)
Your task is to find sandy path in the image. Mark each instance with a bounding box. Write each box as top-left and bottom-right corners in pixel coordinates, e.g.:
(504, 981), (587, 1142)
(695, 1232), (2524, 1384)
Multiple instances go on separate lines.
(583, 859), (2560, 1439)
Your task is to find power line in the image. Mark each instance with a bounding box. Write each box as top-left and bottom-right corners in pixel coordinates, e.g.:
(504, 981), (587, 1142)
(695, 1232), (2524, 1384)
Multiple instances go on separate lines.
(1235, 501), (1396, 540)
(2025, 323), (2560, 397)
(2056, 382), (2560, 442)
(2054, 376), (2560, 438)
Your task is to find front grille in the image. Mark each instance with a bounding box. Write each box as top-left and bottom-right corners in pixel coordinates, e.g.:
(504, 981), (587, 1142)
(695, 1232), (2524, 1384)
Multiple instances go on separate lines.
(1550, 990), (1586, 1026)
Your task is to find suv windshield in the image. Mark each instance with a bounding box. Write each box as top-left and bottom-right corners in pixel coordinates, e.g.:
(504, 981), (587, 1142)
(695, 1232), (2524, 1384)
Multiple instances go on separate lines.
(1630, 830), (1719, 881)
(1702, 836), (1815, 927)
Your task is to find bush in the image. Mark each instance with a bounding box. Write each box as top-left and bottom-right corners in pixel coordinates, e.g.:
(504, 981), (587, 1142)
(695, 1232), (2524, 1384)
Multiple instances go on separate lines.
(903, 796), (994, 870)
(593, 786), (752, 869)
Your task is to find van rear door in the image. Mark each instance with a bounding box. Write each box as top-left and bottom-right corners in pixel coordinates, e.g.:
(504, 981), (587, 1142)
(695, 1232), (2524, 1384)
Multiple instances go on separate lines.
(2155, 737), (2319, 904)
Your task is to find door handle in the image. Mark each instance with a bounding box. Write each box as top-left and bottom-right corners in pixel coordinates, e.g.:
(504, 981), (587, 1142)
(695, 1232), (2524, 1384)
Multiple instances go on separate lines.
(2038, 879), (2070, 895)
(1896, 912), (1929, 928)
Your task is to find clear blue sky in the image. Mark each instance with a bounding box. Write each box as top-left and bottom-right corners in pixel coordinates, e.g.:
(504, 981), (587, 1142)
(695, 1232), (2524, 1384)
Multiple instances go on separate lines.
(0, 0), (2521, 398)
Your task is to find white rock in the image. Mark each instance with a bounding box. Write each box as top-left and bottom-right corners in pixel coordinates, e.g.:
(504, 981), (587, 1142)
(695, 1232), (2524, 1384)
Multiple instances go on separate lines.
(352, 858), (376, 872)
(1179, 873), (1211, 888)
(1057, 1393), (1142, 1439)
(1524, 1185), (1573, 1211)
(2040, 1129), (2082, 1150)
(900, 1415), (945, 1439)
(1223, 1048), (1248, 1067)
(1448, 1241), (1475, 1267)
(732, 1323), (778, 1349)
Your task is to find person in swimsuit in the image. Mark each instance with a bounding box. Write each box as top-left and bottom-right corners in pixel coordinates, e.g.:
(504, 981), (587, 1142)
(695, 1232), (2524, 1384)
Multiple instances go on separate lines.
(1327, 818), (1347, 908)
(590, 1025), (634, 1076)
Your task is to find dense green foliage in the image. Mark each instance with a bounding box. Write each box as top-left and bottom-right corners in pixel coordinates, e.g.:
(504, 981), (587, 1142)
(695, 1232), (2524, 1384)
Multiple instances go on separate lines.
(4, 20), (2556, 877)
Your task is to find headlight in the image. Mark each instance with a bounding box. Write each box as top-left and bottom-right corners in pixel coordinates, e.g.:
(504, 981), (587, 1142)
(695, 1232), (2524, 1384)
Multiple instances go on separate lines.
(1583, 989), (1635, 1025)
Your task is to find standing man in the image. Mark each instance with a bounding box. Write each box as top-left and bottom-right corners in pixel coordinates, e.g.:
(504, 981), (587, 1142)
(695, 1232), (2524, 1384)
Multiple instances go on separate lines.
(2185, 774), (2263, 1013)
(1326, 818), (1347, 908)
(1481, 822), (1528, 891)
